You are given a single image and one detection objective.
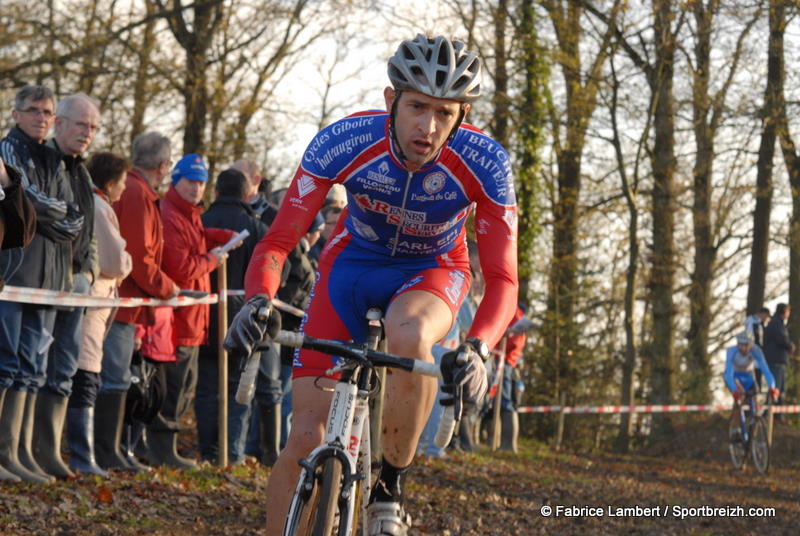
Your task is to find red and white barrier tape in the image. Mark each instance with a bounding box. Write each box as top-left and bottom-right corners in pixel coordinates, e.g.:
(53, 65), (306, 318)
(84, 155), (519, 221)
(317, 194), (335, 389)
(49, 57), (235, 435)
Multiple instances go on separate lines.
(0, 285), (305, 317)
(518, 404), (800, 414)
(0, 284), (217, 308)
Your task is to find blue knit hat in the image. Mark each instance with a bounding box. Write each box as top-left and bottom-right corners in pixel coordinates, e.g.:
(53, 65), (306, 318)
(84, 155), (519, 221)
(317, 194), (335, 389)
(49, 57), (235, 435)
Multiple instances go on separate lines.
(171, 153), (208, 185)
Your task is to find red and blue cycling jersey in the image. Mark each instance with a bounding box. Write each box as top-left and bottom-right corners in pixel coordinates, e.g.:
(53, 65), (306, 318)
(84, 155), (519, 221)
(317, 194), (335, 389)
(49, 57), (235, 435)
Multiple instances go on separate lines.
(244, 110), (518, 350)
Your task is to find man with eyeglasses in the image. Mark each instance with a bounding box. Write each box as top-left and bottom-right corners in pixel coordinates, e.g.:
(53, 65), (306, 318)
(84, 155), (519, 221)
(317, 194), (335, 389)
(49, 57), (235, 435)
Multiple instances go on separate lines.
(31, 94), (102, 479)
(0, 85), (84, 483)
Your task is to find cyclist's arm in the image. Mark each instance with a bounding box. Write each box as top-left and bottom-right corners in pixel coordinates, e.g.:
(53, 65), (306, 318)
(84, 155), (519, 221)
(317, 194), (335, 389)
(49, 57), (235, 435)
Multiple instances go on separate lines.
(244, 169), (331, 299)
(467, 196), (519, 350)
(723, 347), (738, 392)
(750, 346), (776, 389)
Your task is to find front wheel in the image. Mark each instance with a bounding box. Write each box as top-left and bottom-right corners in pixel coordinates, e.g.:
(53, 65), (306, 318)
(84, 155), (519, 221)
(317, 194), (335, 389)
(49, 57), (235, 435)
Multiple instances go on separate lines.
(728, 419), (746, 470)
(750, 416), (770, 475)
(311, 457), (344, 536)
(284, 456), (345, 536)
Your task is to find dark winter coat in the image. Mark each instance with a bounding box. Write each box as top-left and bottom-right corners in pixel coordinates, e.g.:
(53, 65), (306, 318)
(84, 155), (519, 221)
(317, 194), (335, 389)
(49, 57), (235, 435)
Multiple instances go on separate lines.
(763, 315), (794, 366)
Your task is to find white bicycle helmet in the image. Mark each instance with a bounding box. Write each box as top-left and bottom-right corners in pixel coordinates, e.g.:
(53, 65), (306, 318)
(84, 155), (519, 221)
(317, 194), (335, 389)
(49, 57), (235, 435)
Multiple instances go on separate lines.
(388, 34), (481, 103)
(736, 331), (754, 345)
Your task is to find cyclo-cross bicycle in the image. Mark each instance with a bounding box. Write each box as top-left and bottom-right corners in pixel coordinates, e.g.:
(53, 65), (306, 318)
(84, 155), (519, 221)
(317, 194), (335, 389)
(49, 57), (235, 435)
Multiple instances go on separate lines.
(729, 387), (770, 475)
(236, 308), (461, 536)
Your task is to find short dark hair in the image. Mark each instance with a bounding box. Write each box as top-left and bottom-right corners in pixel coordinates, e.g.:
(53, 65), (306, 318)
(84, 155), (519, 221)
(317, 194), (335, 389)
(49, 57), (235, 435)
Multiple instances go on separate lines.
(215, 168), (248, 199)
(758, 307), (771, 316)
(87, 152), (130, 190)
(15, 85), (55, 110)
(775, 303), (789, 317)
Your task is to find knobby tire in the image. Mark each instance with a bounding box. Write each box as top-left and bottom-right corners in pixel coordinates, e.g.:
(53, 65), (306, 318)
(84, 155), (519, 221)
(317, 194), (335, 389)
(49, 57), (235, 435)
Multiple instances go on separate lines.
(750, 416), (769, 475)
(312, 457), (344, 536)
(728, 418), (746, 470)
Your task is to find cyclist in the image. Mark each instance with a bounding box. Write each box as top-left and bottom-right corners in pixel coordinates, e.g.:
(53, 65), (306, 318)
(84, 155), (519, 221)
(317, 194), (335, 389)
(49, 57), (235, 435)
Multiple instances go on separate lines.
(724, 331), (779, 440)
(225, 34), (518, 535)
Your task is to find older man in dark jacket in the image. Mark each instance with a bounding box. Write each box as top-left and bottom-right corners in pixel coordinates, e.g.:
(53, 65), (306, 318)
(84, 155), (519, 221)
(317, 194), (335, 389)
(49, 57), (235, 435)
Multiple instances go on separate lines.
(763, 303), (795, 407)
(0, 86), (83, 484)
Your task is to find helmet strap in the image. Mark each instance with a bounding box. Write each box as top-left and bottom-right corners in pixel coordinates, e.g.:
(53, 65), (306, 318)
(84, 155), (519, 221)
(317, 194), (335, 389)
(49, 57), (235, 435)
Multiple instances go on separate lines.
(447, 105), (468, 141)
(388, 90), (409, 164)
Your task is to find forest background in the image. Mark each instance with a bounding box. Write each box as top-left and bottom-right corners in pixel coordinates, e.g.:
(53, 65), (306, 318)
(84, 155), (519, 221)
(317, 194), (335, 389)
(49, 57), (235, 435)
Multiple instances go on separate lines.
(2, 0), (800, 452)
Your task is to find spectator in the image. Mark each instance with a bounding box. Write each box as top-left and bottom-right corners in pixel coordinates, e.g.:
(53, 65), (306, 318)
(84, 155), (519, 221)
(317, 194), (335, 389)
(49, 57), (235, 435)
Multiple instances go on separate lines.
(67, 152), (132, 477)
(35, 93), (101, 479)
(195, 168), (268, 464)
(151, 153), (233, 469)
(0, 85), (83, 484)
(0, 159), (35, 254)
(95, 132), (178, 473)
(324, 182), (347, 208)
(231, 158), (271, 217)
(763, 302), (795, 410)
(745, 306), (770, 390)
(308, 203), (342, 263)
(497, 303), (533, 453)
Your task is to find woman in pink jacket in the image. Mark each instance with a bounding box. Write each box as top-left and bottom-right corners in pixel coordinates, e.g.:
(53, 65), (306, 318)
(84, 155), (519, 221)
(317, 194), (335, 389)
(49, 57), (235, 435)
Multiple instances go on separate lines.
(67, 153), (132, 477)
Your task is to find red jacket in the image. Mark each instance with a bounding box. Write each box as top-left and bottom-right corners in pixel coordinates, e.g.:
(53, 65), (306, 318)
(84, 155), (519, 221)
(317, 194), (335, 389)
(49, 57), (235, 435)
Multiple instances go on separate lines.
(114, 169), (176, 325)
(160, 186), (233, 347)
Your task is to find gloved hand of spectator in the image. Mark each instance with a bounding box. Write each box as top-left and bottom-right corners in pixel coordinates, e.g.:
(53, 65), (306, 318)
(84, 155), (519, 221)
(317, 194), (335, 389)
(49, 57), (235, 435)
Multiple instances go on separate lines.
(223, 294), (281, 355)
(441, 342), (487, 405)
(732, 388), (744, 402)
(768, 387), (780, 403)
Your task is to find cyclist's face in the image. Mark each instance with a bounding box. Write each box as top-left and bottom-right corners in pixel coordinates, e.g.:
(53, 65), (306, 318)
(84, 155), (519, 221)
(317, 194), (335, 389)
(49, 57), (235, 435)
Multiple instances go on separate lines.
(738, 342), (751, 353)
(385, 88), (468, 171)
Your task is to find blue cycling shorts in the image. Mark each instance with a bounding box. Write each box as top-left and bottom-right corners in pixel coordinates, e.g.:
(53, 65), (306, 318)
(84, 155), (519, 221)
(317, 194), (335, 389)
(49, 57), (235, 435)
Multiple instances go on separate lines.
(293, 232), (471, 379)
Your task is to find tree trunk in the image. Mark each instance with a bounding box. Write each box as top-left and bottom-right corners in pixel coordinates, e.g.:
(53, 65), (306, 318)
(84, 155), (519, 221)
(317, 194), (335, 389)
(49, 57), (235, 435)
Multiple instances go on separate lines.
(647, 0), (677, 437)
(748, 0), (783, 316)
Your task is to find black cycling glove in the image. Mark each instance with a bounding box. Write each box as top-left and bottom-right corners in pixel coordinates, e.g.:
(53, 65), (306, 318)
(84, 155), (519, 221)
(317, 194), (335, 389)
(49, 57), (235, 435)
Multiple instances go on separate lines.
(440, 342), (488, 405)
(223, 294), (281, 355)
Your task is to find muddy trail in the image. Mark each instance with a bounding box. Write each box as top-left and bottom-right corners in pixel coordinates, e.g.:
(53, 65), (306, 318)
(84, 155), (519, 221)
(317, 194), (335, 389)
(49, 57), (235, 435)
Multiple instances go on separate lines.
(0, 414), (798, 535)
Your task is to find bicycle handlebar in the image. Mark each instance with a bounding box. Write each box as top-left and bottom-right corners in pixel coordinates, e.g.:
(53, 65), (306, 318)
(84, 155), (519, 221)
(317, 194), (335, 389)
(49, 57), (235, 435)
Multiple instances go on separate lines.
(234, 330), (458, 448)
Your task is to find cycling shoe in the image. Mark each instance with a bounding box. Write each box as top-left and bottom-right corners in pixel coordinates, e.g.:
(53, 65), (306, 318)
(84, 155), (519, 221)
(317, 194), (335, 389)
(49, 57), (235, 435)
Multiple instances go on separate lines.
(367, 501), (411, 536)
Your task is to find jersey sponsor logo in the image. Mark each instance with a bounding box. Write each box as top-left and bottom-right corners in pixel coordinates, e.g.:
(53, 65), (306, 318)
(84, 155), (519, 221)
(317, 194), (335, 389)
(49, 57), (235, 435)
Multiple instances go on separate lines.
(297, 175), (317, 198)
(356, 160), (401, 195)
(402, 218), (460, 237)
(422, 171), (446, 195)
(353, 193), (428, 225)
(459, 133), (513, 199)
(396, 275), (424, 294)
(349, 215), (380, 241)
(476, 217), (490, 235)
(388, 238), (437, 254)
(410, 190), (458, 202)
(305, 132), (375, 171)
(443, 270), (467, 305)
(503, 209), (518, 238)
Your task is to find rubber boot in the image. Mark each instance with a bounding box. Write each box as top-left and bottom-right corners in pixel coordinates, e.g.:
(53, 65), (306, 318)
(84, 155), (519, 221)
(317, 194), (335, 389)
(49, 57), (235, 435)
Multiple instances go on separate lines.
(499, 411), (519, 453)
(259, 403), (281, 467)
(121, 422), (151, 472)
(0, 389), (52, 483)
(33, 391), (74, 478)
(0, 388), (20, 482)
(66, 407), (108, 477)
(147, 430), (198, 469)
(94, 391), (132, 471)
(18, 392), (55, 482)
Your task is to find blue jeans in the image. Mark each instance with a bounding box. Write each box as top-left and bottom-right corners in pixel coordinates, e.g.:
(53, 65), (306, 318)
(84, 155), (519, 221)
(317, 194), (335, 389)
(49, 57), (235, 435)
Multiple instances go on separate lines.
(419, 345), (446, 457)
(99, 321), (136, 394)
(501, 364), (517, 412)
(0, 301), (56, 393)
(195, 349), (254, 463)
(44, 273), (91, 398)
(770, 363), (787, 404)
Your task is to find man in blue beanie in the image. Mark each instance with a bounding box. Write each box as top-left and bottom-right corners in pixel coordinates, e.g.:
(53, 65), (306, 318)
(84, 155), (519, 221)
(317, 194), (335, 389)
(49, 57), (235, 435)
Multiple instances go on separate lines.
(148, 153), (234, 468)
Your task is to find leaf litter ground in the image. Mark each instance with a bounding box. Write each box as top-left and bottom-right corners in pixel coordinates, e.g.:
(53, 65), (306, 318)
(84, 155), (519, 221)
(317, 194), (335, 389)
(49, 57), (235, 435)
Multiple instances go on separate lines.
(1, 414), (799, 535)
